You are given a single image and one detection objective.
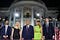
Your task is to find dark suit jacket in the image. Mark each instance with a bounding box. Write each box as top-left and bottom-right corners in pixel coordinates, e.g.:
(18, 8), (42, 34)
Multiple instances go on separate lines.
(43, 23), (55, 39)
(22, 25), (34, 39)
(1, 26), (12, 39)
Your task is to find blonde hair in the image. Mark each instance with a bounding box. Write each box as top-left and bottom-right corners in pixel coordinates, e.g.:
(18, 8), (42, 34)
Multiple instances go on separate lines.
(14, 21), (21, 30)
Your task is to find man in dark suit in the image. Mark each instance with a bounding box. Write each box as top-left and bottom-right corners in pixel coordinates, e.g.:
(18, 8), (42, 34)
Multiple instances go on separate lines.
(22, 19), (34, 40)
(43, 18), (55, 40)
(1, 20), (12, 40)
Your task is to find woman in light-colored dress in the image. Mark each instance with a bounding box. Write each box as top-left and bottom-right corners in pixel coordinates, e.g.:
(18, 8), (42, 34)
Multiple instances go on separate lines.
(34, 20), (43, 40)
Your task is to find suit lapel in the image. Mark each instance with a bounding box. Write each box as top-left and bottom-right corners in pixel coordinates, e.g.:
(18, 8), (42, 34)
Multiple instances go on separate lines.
(3, 26), (6, 35)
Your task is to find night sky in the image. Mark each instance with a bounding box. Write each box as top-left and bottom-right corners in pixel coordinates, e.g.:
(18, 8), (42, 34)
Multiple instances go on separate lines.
(0, 0), (60, 8)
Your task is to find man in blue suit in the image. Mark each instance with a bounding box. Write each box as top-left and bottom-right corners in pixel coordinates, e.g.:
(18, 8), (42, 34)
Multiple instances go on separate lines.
(1, 20), (12, 40)
(43, 18), (55, 40)
(22, 19), (34, 40)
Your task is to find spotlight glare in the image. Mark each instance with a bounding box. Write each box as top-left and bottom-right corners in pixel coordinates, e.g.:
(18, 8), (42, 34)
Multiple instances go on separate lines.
(14, 13), (19, 17)
(36, 13), (40, 16)
(0, 18), (1, 20)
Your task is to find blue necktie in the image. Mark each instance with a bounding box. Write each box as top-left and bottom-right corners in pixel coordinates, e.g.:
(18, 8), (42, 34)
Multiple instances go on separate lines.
(26, 26), (29, 31)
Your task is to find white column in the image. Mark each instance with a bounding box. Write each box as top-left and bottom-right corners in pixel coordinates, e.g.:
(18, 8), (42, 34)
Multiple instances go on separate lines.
(9, 9), (13, 26)
(21, 7), (23, 29)
(9, 10), (12, 26)
(13, 9), (16, 26)
(31, 7), (34, 26)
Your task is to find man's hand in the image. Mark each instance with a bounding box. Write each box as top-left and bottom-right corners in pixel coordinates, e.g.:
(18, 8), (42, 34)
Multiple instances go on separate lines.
(3, 35), (8, 39)
(32, 38), (34, 40)
(6, 35), (8, 37)
(43, 36), (45, 40)
(3, 35), (7, 38)
(52, 35), (55, 39)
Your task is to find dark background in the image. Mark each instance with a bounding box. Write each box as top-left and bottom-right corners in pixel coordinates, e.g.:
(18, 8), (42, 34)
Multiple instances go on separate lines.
(0, 0), (60, 8)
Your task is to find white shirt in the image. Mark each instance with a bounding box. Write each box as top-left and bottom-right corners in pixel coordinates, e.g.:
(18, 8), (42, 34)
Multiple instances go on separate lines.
(27, 25), (30, 28)
(46, 22), (49, 27)
(5, 25), (8, 34)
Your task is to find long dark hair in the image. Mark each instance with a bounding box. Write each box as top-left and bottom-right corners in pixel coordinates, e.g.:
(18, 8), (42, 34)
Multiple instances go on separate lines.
(37, 20), (41, 28)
